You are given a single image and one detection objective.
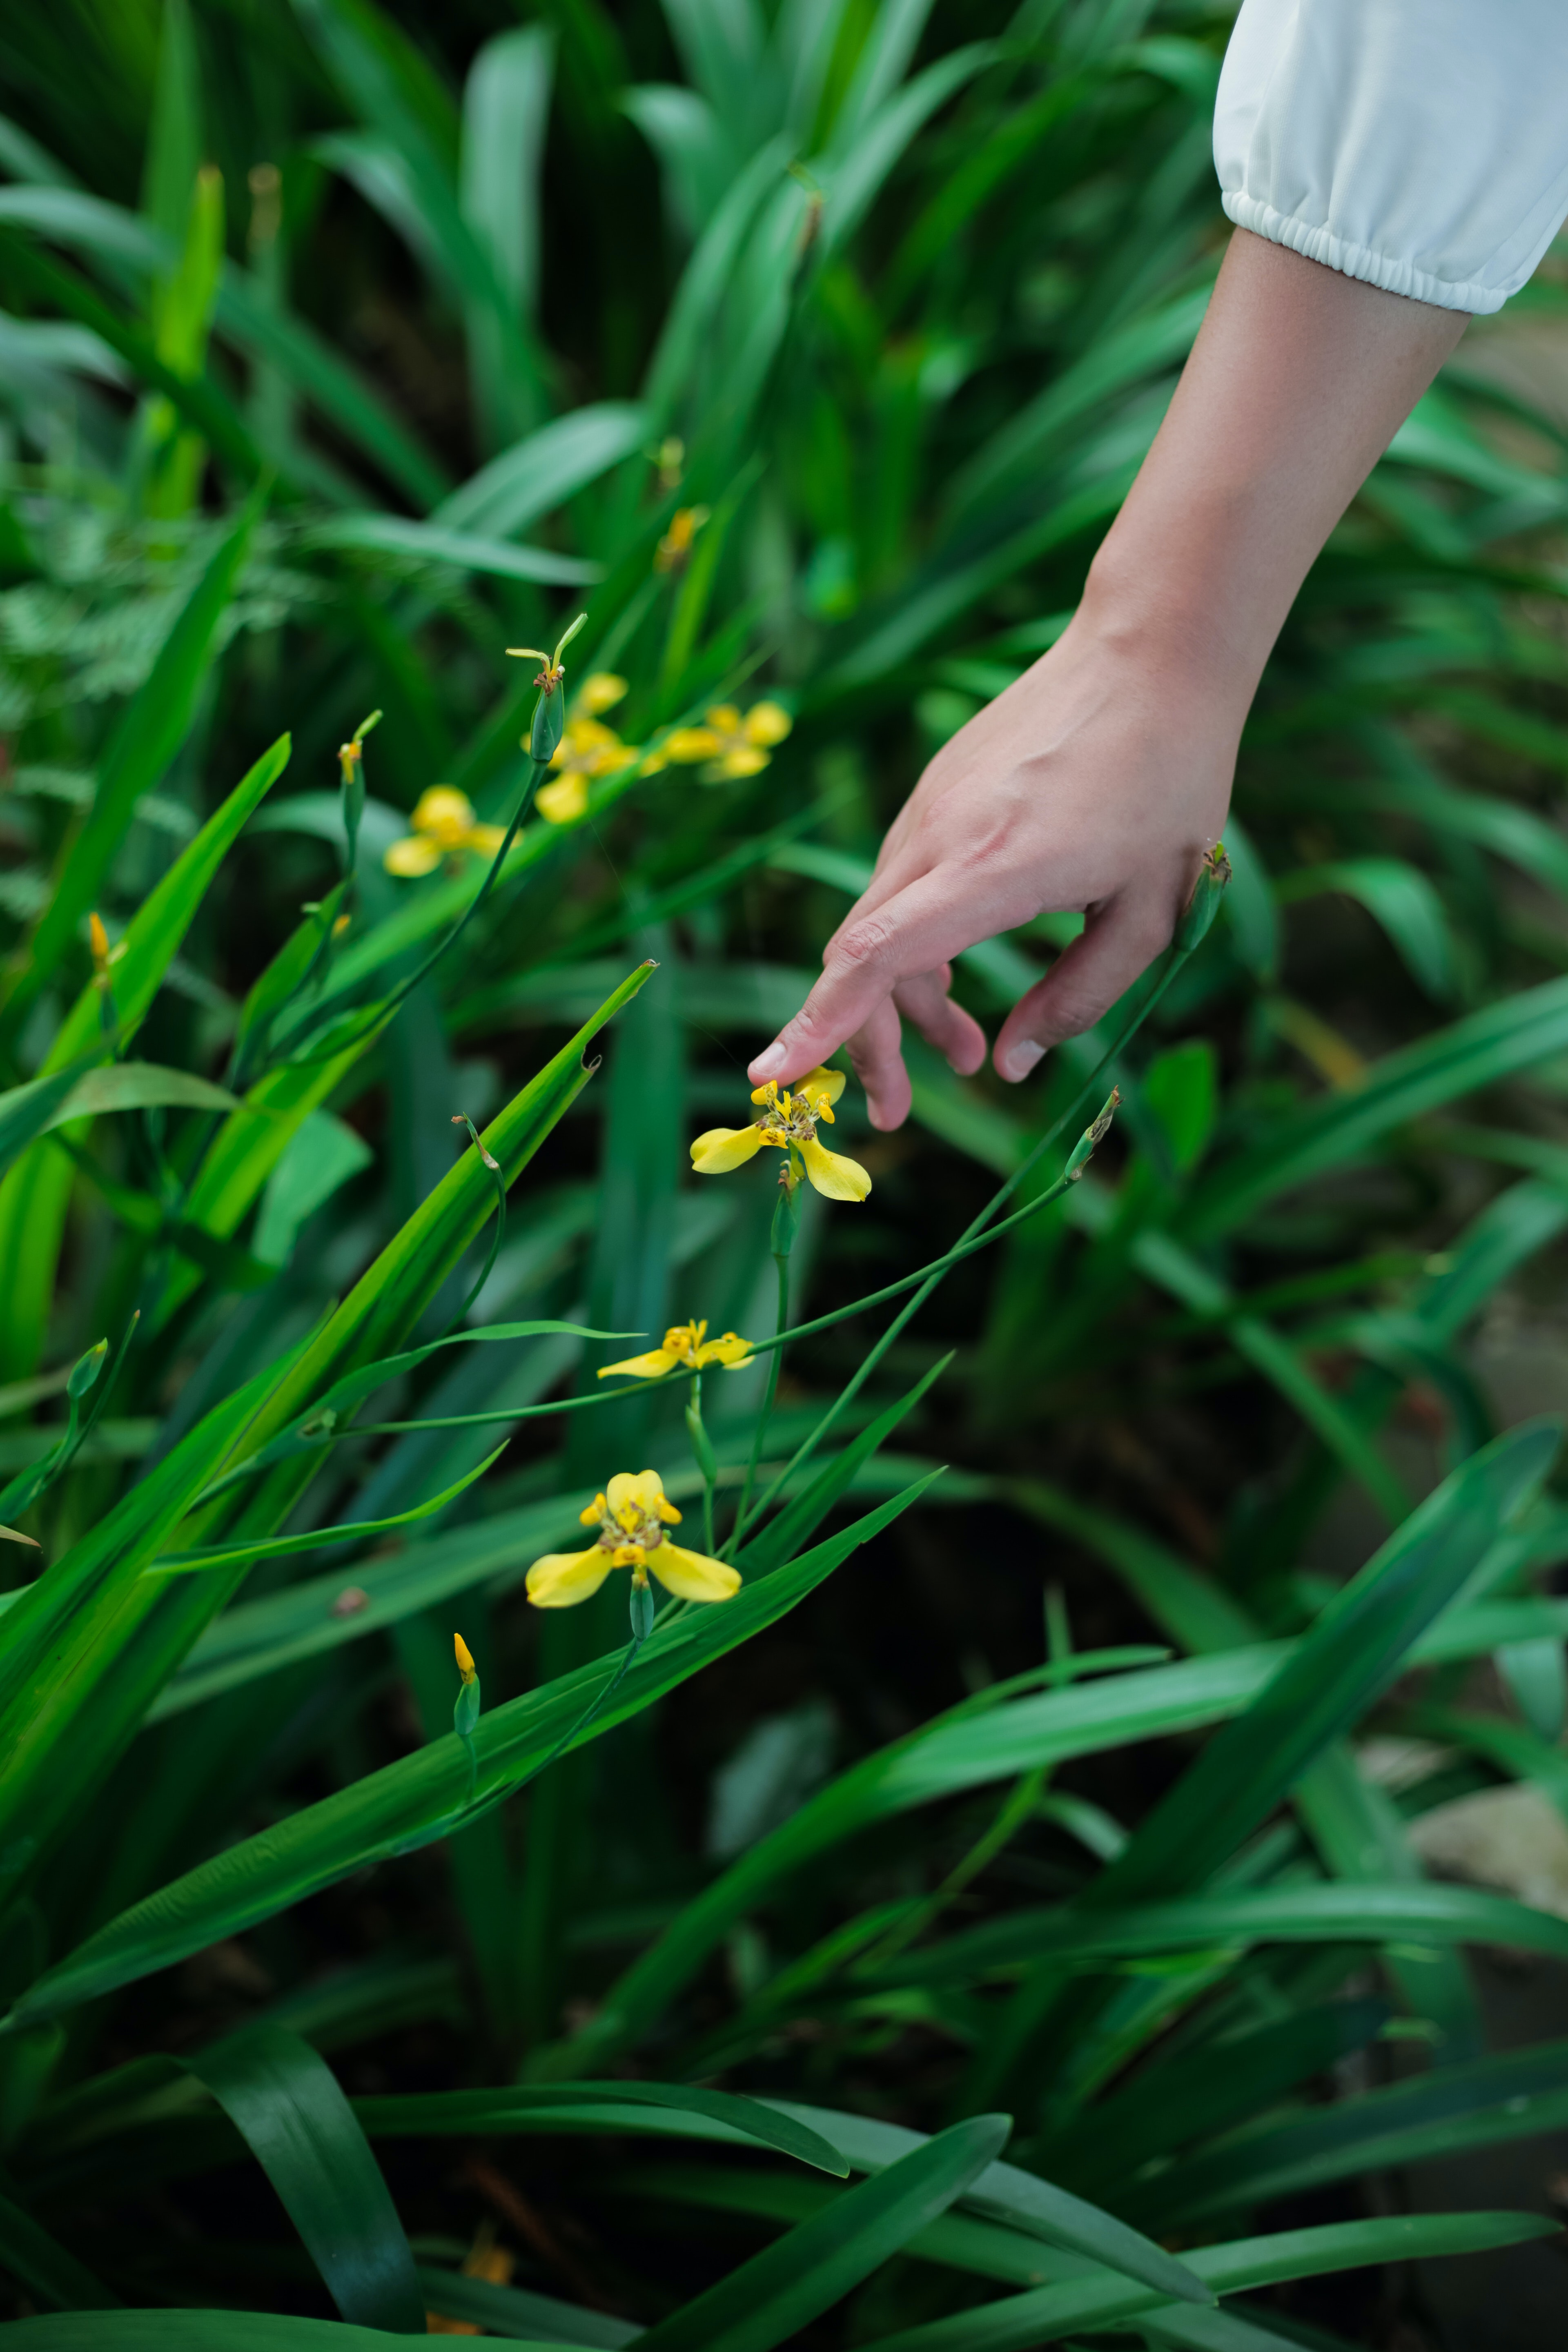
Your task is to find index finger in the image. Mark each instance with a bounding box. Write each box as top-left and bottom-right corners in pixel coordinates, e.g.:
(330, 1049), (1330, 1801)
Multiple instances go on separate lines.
(746, 870), (969, 1086)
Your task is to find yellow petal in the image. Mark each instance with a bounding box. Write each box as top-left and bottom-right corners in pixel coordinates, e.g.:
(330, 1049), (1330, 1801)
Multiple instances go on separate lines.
(802, 1065), (846, 1105)
(717, 746), (769, 778)
(412, 786), (477, 843)
(639, 745), (670, 774)
(744, 701), (792, 747)
(607, 1469), (668, 1519)
(695, 1330), (753, 1369)
(690, 1124), (767, 1175)
(467, 824), (507, 857)
(578, 673), (628, 716)
(649, 1542), (742, 1603)
(663, 727), (723, 764)
(800, 1133), (871, 1202)
(526, 1547), (614, 1607)
(655, 1494), (682, 1524)
(383, 834), (443, 877)
(703, 706), (742, 736)
(535, 774), (590, 825)
(597, 1348), (680, 1381)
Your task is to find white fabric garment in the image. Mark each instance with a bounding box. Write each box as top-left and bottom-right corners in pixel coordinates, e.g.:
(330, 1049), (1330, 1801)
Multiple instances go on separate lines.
(1215, 0), (1568, 315)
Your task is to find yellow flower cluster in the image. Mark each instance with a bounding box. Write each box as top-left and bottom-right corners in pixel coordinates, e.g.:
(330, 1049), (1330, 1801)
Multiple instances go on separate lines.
(384, 788), (506, 878)
(691, 1065), (870, 1202)
(526, 1469), (739, 1608)
(597, 1319), (753, 1382)
(647, 701), (791, 782)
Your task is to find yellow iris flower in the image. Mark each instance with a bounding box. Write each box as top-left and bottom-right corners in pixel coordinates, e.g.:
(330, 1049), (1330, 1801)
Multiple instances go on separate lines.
(535, 673), (640, 826)
(597, 1319), (753, 1382)
(648, 700), (792, 782)
(691, 1065), (870, 1202)
(385, 787), (506, 878)
(526, 1468), (741, 1608)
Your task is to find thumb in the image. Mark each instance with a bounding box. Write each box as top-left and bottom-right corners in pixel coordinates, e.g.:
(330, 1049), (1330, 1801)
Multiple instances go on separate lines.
(994, 893), (1174, 1080)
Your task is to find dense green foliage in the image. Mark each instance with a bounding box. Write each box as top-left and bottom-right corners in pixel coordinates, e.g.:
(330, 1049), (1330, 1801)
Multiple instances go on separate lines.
(1, 0), (1568, 2343)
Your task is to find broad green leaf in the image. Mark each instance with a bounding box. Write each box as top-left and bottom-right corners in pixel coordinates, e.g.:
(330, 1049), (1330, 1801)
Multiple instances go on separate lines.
(632, 2114), (1011, 2352)
(758, 2103), (1210, 2305)
(1276, 857), (1458, 1000)
(851, 2213), (1555, 2352)
(303, 513), (599, 584)
(1091, 1420), (1559, 1905)
(182, 2025), (422, 2334)
(0, 2320), (553, 2350)
(1183, 976), (1568, 1242)
(355, 2080), (848, 2175)
(1145, 2034), (1568, 2230)
(4, 1479), (935, 2027)
(39, 1064), (242, 1130)
(869, 1880), (1568, 1985)
(417, 2264), (637, 2345)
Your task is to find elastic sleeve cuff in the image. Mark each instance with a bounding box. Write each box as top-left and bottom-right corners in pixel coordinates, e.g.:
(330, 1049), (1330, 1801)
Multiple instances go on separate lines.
(1221, 194), (1507, 317)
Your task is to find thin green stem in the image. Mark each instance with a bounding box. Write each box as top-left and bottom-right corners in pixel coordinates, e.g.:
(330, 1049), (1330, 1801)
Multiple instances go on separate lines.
(726, 1241), (791, 1558)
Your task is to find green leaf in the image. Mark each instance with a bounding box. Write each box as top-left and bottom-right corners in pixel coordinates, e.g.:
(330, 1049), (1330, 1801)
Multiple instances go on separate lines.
(40, 1064), (243, 1131)
(145, 1448), (506, 1574)
(740, 1354), (949, 1572)
(758, 2103), (1210, 2306)
(0, 2319), (539, 2350)
(1183, 975), (1568, 1243)
(1276, 857), (1458, 1000)
(1092, 1419), (1559, 1906)
(869, 1880), (1568, 1986)
(181, 2025), (423, 2334)
(355, 2080), (849, 2174)
(850, 2213), (1555, 2352)
(5, 1479), (937, 2027)
(2, 493), (260, 1038)
(632, 2115), (1011, 2352)
(303, 513), (599, 584)
(417, 2263), (638, 2345)
(1145, 2034), (1568, 2230)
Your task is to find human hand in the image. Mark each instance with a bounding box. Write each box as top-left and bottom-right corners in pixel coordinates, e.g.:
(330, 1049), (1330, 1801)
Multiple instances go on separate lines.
(746, 610), (1240, 1129)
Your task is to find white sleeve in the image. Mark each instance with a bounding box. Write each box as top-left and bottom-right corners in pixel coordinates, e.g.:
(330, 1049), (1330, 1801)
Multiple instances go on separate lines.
(1214, 0), (1568, 315)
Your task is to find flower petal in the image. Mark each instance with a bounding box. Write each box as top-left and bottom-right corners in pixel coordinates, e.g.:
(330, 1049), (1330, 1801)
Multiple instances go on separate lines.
(383, 835), (443, 878)
(526, 1547), (614, 1607)
(802, 1065), (846, 1105)
(606, 1469), (668, 1520)
(536, 774), (589, 826)
(695, 1330), (753, 1370)
(704, 705), (743, 736)
(650, 1542), (742, 1603)
(597, 1348), (680, 1381)
(801, 1133), (871, 1202)
(467, 824), (507, 857)
(412, 786), (477, 840)
(717, 747), (769, 778)
(744, 701), (792, 747)
(691, 1124), (767, 1175)
(578, 673), (628, 716)
(664, 727), (723, 764)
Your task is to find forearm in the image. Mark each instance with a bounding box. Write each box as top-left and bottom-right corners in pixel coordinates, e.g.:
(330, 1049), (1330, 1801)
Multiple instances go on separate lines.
(1076, 229), (1467, 702)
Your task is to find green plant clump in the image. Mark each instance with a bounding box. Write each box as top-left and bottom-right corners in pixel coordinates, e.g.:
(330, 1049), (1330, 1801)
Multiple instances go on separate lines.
(0, 1), (1567, 2345)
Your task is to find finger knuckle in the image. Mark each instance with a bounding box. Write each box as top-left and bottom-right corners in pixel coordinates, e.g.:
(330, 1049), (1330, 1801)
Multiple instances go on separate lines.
(831, 915), (896, 974)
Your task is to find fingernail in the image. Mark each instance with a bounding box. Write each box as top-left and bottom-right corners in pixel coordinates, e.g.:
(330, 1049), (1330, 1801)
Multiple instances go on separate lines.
(1001, 1042), (1045, 1081)
(749, 1042), (788, 1080)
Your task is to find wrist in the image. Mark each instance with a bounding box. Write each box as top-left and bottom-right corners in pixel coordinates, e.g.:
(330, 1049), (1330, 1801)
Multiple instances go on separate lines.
(1072, 522), (1272, 717)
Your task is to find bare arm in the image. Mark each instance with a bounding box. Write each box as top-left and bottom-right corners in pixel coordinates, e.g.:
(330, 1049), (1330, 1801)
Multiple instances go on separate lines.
(746, 230), (1467, 1125)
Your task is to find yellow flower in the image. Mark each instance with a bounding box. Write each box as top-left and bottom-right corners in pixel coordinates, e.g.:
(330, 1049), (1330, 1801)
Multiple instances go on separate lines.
(454, 1632), (477, 1685)
(384, 787), (506, 878)
(647, 700), (792, 782)
(535, 676), (640, 826)
(598, 1319), (753, 1382)
(655, 504), (709, 572)
(526, 1469), (741, 1608)
(691, 1065), (870, 1202)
